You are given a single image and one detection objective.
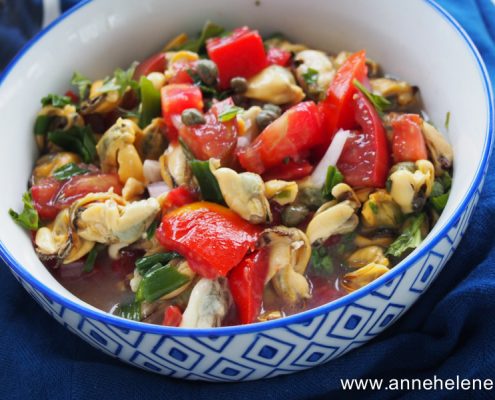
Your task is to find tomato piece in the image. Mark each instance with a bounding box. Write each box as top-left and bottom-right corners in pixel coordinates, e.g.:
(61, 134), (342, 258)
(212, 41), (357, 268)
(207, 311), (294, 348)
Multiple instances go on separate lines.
(161, 84), (204, 141)
(238, 101), (323, 174)
(133, 52), (166, 79)
(58, 173), (122, 206)
(320, 50), (367, 145)
(228, 248), (269, 325)
(162, 305), (183, 327)
(337, 91), (390, 187)
(156, 202), (260, 279)
(31, 178), (62, 220)
(162, 186), (198, 211)
(207, 27), (267, 89)
(167, 61), (195, 85)
(262, 159), (314, 181)
(64, 90), (79, 104)
(179, 98), (238, 164)
(391, 114), (428, 162)
(266, 47), (292, 66)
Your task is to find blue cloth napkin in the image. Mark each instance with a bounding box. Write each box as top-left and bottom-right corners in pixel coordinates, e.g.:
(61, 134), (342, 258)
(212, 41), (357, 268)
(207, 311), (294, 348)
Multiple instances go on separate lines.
(0, 1), (494, 399)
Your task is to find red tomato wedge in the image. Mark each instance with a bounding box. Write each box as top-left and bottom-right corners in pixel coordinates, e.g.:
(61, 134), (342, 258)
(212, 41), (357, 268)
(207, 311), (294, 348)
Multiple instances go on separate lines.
(133, 52), (166, 79)
(262, 159), (314, 181)
(31, 178), (62, 220)
(161, 84), (204, 141)
(337, 91), (390, 187)
(179, 98), (238, 164)
(228, 248), (269, 325)
(266, 47), (292, 66)
(391, 114), (428, 162)
(167, 61), (195, 85)
(156, 202), (261, 279)
(161, 186), (198, 211)
(207, 27), (267, 89)
(162, 305), (183, 327)
(238, 101), (323, 174)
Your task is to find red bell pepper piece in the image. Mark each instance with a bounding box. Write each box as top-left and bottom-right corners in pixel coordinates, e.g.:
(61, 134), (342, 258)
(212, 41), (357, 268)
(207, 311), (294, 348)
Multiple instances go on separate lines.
(266, 47), (292, 67)
(133, 52), (166, 79)
(337, 91), (390, 187)
(206, 27), (267, 89)
(391, 114), (428, 162)
(237, 101), (324, 174)
(156, 202), (260, 279)
(162, 305), (183, 327)
(228, 248), (269, 325)
(262, 159), (314, 181)
(161, 84), (204, 141)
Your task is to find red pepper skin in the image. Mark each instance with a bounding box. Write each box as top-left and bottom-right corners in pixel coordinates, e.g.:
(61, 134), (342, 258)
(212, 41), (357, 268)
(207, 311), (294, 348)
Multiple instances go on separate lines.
(261, 159), (314, 181)
(156, 202), (260, 279)
(162, 305), (183, 327)
(337, 91), (390, 187)
(207, 27), (267, 89)
(228, 248), (269, 325)
(266, 47), (292, 66)
(133, 52), (166, 79)
(391, 114), (428, 162)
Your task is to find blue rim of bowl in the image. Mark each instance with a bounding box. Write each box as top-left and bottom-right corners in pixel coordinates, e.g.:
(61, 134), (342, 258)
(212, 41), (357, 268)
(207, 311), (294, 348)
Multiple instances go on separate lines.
(0, 0), (493, 337)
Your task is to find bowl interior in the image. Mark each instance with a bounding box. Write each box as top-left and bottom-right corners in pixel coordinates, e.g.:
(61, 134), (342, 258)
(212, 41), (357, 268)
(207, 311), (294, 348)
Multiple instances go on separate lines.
(0, 0), (490, 319)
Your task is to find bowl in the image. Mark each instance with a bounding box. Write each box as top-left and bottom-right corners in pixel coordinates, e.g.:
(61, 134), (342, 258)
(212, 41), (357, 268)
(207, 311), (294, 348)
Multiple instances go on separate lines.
(0, 0), (492, 382)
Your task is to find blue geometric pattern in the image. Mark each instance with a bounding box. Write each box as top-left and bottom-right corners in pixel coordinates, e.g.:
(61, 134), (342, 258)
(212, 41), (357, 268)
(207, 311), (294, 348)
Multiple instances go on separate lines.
(7, 192), (482, 381)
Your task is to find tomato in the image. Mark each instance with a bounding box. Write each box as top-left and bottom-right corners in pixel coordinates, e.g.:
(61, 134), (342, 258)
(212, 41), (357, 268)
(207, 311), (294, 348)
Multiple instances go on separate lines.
(262, 159), (313, 181)
(337, 91), (390, 187)
(320, 50), (367, 149)
(167, 61), (195, 85)
(162, 186), (198, 211)
(266, 47), (292, 66)
(391, 114), (428, 162)
(228, 248), (269, 325)
(161, 84), (203, 141)
(64, 90), (79, 104)
(179, 98), (238, 164)
(31, 178), (62, 220)
(207, 27), (267, 89)
(156, 202), (260, 279)
(162, 305), (183, 327)
(133, 52), (166, 79)
(238, 101), (323, 174)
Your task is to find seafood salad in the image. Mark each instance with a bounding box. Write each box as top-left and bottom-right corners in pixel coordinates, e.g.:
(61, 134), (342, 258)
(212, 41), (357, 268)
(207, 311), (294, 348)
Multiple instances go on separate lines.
(9, 22), (453, 327)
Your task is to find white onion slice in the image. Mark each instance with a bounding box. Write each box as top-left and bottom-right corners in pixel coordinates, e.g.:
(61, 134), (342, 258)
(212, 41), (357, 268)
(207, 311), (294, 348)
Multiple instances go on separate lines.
(147, 181), (171, 198)
(143, 159), (162, 184)
(311, 128), (350, 187)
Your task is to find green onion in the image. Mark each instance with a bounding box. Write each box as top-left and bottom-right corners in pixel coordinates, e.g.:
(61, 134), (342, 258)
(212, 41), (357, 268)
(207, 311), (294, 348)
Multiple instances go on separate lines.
(41, 94), (72, 108)
(146, 219), (159, 240)
(114, 301), (142, 321)
(47, 125), (97, 163)
(322, 165), (344, 199)
(353, 79), (391, 115)
(135, 252), (181, 275)
(386, 213), (425, 257)
(218, 106), (243, 123)
(175, 21), (225, 54)
(369, 201), (379, 215)
(136, 262), (190, 302)
(52, 163), (89, 181)
(71, 71), (92, 100)
(8, 192), (38, 230)
(34, 115), (55, 136)
(302, 67), (319, 86)
(430, 191), (450, 212)
(190, 160), (225, 204)
(138, 76), (161, 128)
(83, 246), (99, 273)
(310, 246), (334, 275)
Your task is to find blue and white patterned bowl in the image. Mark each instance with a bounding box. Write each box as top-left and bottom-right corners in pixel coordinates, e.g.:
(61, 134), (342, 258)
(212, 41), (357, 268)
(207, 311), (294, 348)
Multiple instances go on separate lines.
(0, 0), (492, 381)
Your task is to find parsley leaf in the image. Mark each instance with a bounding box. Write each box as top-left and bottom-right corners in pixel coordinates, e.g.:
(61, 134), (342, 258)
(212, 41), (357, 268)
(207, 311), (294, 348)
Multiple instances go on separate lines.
(176, 21), (225, 53)
(99, 62), (140, 96)
(322, 165), (344, 199)
(71, 72), (92, 99)
(52, 163), (89, 181)
(430, 191), (450, 212)
(302, 67), (319, 86)
(41, 94), (72, 108)
(47, 125), (97, 163)
(353, 79), (391, 115)
(386, 213), (425, 257)
(218, 106), (243, 122)
(9, 192), (39, 230)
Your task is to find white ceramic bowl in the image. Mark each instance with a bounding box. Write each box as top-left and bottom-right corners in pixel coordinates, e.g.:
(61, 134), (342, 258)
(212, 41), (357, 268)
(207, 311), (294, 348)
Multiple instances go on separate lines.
(0, 0), (492, 382)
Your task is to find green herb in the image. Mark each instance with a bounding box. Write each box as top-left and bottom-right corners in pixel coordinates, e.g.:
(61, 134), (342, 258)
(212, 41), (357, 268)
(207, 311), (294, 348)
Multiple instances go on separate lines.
(47, 125), (97, 163)
(146, 219), (159, 240)
(441, 171), (452, 191)
(186, 69), (220, 98)
(310, 246), (334, 275)
(41, 94), (72, 108)
(353, 79), (391, 115)
(34, 115), (55, 136)
(218, 106), (243, 122)
(138, 76), (161, 128)
(99, 62), (140, 96)
(83, 246), (99, 273)
(9, 192), (38, 230)
(444, 111), (451, 130)
(386, 213), (425, 257)
(176, 21), (225, 53)
(135, 252), (181, 275)
(190, 160), (225, 204)
(71, 71), (92, 99)
(322, 165), (344, 199)
(114, 301), (142, 321)
(430, 180), (444, 198)
(136, 262), (191, 302)
(369, 201), (379, 215)
(430, 191), (450, 212)
(178, 137), (196, 161)
(52, 163), (89, 181)
(302, 67), (319, 86)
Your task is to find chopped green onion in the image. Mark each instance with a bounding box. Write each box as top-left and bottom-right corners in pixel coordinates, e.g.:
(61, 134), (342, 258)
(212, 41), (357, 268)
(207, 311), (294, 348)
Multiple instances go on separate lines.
(47, 125), (97, 163)
(52, 163), (89, 181)
(83, 246), (99, 273)
(138, 76), (161, 128)
(146, 219), (159, 240)
(114, 301), (142, 321)
(175, 21), (225, 54)
(41, 94), (72, 108)
(218, 106), (243, 122)
(302, 67), (319, 86)
(310, 246), (334, 275)
(135, 252), (181, 275)
(190, 160), (225, 205)
(322, 165), (344, 199)
(386, 213), (425, 257)
(9, 192), (38, 230)
(353, 79), (391, 115)
(71, 71), (92, 99)
(34, 115), (55, 136)
(430, 191), (450, 212)
(136, 262), (190, 302)
(369, 201), (379, 215)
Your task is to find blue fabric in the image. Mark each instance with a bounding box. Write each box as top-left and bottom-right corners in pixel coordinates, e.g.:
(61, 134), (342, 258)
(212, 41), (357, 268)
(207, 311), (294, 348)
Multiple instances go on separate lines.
(1, 1), (494, 399)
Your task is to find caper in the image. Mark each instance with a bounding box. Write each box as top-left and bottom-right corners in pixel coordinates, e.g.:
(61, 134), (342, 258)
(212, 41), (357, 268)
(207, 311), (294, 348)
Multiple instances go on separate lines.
(181, 108), (206, 126)
(281, 205), (309, 227)
(263, 103), (282, 116)
(256, 109), (279, 130)
(230, 76), (248, 93)
(196, 59), (218, 86)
